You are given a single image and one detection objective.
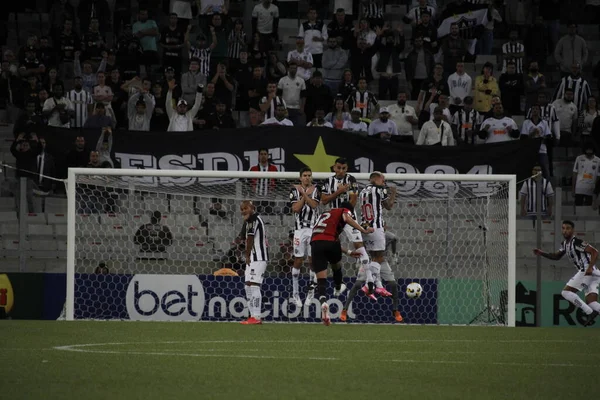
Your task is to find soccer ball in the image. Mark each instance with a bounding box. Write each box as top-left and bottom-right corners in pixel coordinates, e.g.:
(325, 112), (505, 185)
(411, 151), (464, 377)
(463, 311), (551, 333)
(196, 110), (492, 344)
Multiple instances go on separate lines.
(406, 282), (423, 298)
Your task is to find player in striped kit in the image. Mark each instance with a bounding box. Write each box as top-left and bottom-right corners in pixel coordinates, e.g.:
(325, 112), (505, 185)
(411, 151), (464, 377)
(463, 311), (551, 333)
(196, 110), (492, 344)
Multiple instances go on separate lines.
(341, 171), (403, 322)
(289, 167), (321, 307)
(534, 220), (600, 326)
(240, 200), (269, 325)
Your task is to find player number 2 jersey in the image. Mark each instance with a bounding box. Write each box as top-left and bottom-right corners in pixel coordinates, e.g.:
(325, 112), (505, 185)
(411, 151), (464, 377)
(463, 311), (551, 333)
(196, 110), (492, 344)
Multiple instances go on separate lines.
(359, 184), (388, 228)
(311, 208), (350, 242)
(243, 214), (269, 262)
(289, 185), (321, 230)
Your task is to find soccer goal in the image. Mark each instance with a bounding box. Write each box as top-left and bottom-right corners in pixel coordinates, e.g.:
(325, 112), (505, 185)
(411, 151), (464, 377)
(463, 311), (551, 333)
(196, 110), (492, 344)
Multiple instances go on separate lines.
(65, 169), (516, 326)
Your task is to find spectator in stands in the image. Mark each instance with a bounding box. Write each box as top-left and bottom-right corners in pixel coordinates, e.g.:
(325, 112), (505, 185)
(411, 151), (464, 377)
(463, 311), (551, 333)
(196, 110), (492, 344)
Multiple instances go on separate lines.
(478, 103), (520, 144)
(526, 16), (548, 72)
(209, 62), (235, 108)
(39, 36), (58, 70)
(209, 14), (230, 71)
(416, 106), (454, 146)
(248, 148), (279, 209)
(298, 8), (328, 69)
(67, 76), (93, 128)
(552, 63), (592, 116)
(554, 23), (589, 76)
(261, 104), (293, 126)
(477, 1), (502, 56)
(372, 25), (404, 101)
(266, 52), (287, 82)
(87, 150), (112, 169)
(519, 165), (554, 218)
(166, 79), (203, 131)
(78, 0), (111, 34)
(540, 0), (560, 51)
(81, 17), (106, 69)
(327, 8), (354, 50)
(150, 82), (168, 130)
(277, 62), (306, 126)
(186, 26), (217, 77)
(161, 13), (186, 76)
(524, 61), (546, 112)
(343, 108), (369, 136)
(499, 61), (525, 116)
(205, 99), (236, 129)
(228, 20), (247, 67)
(416, 63), (448, 127)
(404, 0), (437, 26)
(55, 19), (79, 84)
(37, 89), (50, 119)
(13, 99), (43, 137)
(74, 51), (106, 94)
(252, 0), (280, 53)
(19, 47), (45, 80)
(134, 211), (174, 254)
(412, 11), (437, 52)
(553, 87), (578, 147)
(582, 97), (599, 147)
(133, 8), (160, 74)
(11, 133), (41, 213)
(307, 108), (332, 127)
(572, 144), (600, 206)
(448, 61), (472, 115)
(43, 83), (74, 128)
(193, 83), (218, 128)
(83, 103), (113, 128)
(249, 32), (268, 67)
(259, 81), (286, 120)
(325, 98), (350, 130)
(346, 76), (379, 121)
(304, 71), (332, 122)
(247, 65), (267, 119)
(116, 27), (143, 80)
(451, 96), (481, 146)
(287, 37), (313, 81)
(474, 62), (500, 114)
(96, 127), (114, 168)
(405, 36), (434, 101)
(36, 137), (56, 195)
(43, 68), (64, 96)
(501, 29), (526, 75)
(113, 0), (131, 36)
(429, 93), (451, 122)
(337, 69), (356, 100)
(441, 23), (467, 73)
(360, 0), (384, 29)
(181, 58), (207, 108)
(50, 0), (76, 39)
(368, 107), (398, 141)
(198, 0), (227, 33)
(23, 76), (42, 107)
(93, 70), (117, 126)
(521, 104), (553, 178)
(322, 37), (348, 94)
(388, 91), (418, 143)
(128, 93), (154, 131)
(505, 0), (532, 38)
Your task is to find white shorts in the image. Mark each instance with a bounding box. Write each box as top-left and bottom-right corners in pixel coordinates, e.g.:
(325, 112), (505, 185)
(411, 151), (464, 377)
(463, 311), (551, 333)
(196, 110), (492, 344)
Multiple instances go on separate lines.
(357, 261), (395, 282)
(293, 228), (312, 258)
(343, 224), (363, 243)
(362, 228), (386, 252)
(245, 261), (267, 285)
(566, 267), (600, 295)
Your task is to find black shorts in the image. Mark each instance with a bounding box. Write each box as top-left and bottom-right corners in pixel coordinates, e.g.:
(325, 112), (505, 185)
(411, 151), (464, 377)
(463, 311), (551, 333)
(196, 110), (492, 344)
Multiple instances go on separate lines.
(310, 240), (342, 273)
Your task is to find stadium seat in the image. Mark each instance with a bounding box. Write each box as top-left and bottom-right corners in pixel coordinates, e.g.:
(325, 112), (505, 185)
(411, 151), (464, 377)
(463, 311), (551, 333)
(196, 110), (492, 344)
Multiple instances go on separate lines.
(55, 224), (68, 238)
(45, 197), (68, 213)
(0, 211), (17, 223)
(25, 213), (46, 225)
(0, 197), (14, 210)
(27, 224), (54, 238)
(0, 223), (19, 237)
(48, 213), (67, 224)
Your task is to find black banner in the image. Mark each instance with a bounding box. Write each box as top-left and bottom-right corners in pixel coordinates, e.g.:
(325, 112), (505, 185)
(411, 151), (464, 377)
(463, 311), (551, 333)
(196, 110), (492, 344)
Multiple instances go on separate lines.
(46, 127), (540, 181)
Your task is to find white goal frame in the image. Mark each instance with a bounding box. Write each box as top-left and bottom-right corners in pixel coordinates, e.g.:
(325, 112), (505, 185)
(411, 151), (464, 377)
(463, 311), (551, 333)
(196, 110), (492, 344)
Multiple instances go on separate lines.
(66, 168), (517, 326)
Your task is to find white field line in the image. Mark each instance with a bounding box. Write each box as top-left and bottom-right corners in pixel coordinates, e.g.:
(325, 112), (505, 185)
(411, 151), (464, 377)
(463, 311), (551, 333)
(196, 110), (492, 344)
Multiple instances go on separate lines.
(392, 360), (577, 367)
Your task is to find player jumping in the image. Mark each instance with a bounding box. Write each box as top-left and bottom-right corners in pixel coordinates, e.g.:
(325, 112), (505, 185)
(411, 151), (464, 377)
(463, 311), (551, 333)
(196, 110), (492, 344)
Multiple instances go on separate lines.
(289, 167), (320, 307)
(341, 171), (403, 323)
(320, 158), (371, 300)
(240, 200), (269, 325)
(311, 202), (374, 325)
(534, 220), (600, 327)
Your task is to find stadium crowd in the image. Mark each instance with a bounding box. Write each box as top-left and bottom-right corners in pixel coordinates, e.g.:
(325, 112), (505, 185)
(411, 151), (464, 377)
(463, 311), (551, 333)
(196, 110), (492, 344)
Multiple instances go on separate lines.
(1, 0), (600, 209)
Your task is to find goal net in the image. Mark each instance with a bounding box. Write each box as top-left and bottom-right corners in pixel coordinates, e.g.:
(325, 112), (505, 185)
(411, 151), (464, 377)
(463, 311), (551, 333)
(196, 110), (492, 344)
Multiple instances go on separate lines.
(66, 169), (516, 326)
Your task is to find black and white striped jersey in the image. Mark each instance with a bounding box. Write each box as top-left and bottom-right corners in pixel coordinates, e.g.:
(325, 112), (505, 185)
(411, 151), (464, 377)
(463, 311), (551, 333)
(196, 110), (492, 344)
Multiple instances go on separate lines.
(321, 174), (359, 217)
(289, 185), (321, 230)
(244, 213), (269, 262)
(361, 1), (384, 19)
(559, 237), (592, 272)
(359, 184), (389, 228)
(189, 46), (211, 76)
(519, 178), (554, 215)
(501, 41), (525, 74)
(260, 95), (287, 120)
(67, 89), (93, 127)
(346, 90), (378, 119)
(451, 108), (482, 144)
(552, 75), (592, 115)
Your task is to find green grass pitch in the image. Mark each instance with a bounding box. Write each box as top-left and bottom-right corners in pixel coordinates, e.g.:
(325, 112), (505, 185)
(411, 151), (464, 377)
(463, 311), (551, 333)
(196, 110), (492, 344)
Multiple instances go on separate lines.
(1, 321), (598, 400)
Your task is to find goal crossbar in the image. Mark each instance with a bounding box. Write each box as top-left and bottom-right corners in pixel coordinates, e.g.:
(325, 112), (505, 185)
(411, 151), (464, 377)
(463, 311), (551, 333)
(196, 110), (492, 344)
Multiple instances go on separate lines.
(66, 168), (516, 326)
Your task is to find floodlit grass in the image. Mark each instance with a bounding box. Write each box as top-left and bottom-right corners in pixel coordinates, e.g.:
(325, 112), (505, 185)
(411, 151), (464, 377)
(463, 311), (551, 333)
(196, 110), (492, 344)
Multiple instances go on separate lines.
(1, 321), (598, 399)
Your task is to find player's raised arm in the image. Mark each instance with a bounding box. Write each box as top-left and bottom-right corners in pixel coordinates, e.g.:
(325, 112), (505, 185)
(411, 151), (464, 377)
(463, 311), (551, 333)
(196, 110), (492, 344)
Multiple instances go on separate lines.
(383, 185), (396, 210)
(290, 187), (305, 213)
(533, 248), (565, 260)
(343, 212), (373, 234)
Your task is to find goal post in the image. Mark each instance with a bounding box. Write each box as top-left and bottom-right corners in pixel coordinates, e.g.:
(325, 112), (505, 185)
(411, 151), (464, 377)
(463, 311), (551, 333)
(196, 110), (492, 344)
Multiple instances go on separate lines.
(66, 168), (516, 326)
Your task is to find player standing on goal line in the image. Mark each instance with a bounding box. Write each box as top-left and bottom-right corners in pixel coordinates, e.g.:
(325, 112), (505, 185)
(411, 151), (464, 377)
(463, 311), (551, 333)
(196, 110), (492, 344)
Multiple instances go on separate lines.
(240, 200), (269, 325)
(289, 167), (320, 307)
(311, 202), (374, 326)
(341, 171), (403, 323)
(320, 158), (371, 301)
(534, 220), (600, 327)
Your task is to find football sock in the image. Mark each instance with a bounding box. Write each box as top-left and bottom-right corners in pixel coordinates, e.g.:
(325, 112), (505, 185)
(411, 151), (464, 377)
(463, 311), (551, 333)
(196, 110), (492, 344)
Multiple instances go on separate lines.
(244, 285), (253, 317)
(561, 291), (593, 315)
(389, 280), (399, 310)
(332, 267), (343, 290)
(317, 278), (327, 304)
(309, 269), (317, 284)
(292, 267), (300, 296)
(343, 280), (364, 310)
(355, 246), (369, 264)
(379, 261), (392, 288)
(249, 286), (262, 319)
(370, 262), (382, 289)
(588, 301), (600, 313)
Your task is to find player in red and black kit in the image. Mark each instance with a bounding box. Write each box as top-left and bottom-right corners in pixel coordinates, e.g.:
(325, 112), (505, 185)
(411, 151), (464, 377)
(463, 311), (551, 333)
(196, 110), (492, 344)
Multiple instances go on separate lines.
(310, 202), (374, 326)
